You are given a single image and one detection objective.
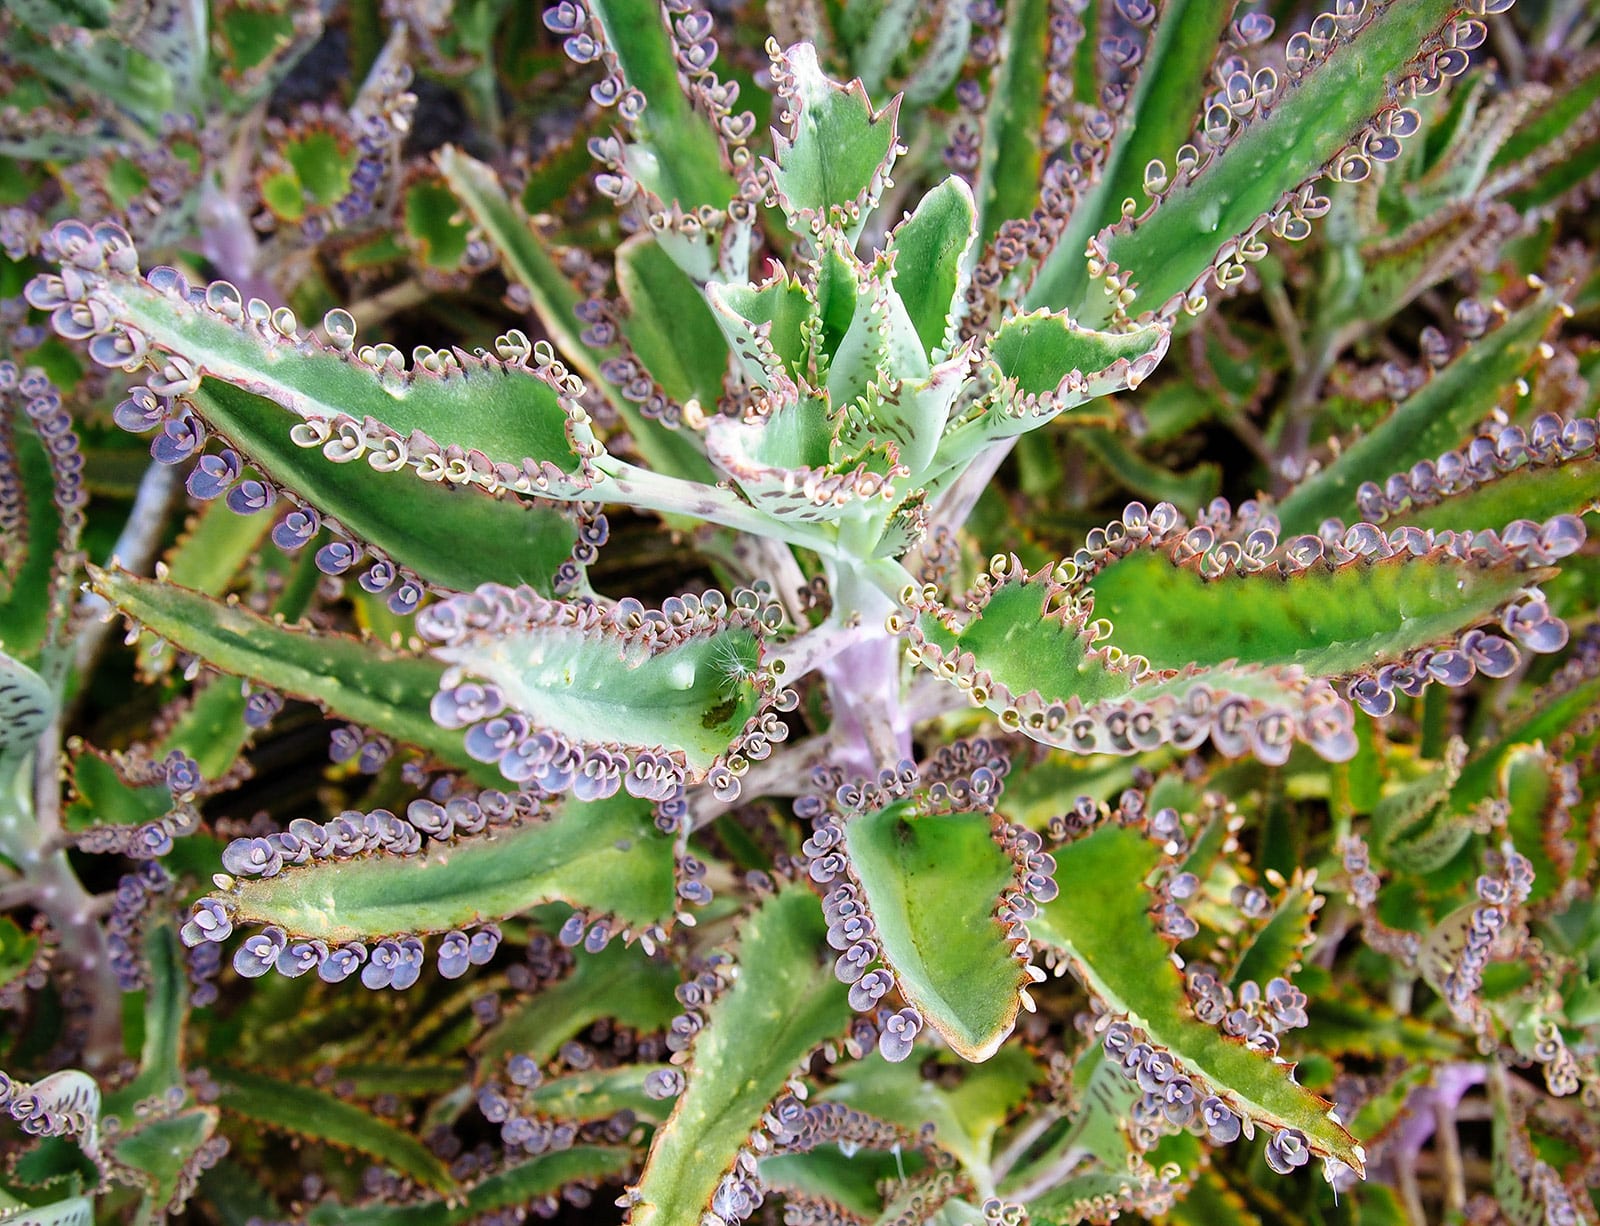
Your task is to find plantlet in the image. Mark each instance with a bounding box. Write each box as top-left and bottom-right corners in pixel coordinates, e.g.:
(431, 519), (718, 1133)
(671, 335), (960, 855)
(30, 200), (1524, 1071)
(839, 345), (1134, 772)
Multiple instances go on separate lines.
(1, 0), (1599, 1222)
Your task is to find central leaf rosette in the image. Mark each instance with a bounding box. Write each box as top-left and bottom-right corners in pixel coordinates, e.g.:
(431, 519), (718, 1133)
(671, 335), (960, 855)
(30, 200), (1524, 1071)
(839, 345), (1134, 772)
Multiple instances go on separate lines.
(698, 44), (1169, 561)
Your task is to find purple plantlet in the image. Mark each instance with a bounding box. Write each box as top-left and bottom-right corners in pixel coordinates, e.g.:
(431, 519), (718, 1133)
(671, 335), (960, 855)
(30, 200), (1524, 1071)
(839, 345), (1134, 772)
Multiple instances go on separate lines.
(271, 508), (321, 551)
(318, 943), (367, 984)
(437, 932), (472, 979)
(877, 1007), (922, 1063)
(234, 927), (286, 978)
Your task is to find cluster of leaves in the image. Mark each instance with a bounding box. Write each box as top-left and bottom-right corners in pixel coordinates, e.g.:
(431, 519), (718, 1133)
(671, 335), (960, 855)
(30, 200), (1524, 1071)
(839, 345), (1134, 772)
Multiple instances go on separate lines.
(1, 0), (1599, 1223)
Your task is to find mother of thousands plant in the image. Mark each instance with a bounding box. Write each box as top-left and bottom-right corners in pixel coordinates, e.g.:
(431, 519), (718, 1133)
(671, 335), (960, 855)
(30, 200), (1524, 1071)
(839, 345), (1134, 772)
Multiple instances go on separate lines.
(2, 0), (1600, 1220)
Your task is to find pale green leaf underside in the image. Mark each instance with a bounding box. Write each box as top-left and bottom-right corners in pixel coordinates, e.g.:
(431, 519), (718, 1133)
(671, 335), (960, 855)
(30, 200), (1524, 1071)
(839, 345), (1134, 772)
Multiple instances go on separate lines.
(437, 624), (764, 770)
(87, 272), (593, 475)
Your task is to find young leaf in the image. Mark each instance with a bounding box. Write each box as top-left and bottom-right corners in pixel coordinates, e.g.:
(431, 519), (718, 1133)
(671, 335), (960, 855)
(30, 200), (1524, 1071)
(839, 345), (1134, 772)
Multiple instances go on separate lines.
(931, 314), (1167, 477)
(885, 178), (976, 360)
(767, 42), (901, 241)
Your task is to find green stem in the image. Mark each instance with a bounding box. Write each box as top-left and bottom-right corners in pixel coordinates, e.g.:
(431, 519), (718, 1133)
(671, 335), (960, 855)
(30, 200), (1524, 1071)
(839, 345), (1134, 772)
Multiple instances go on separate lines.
(593, 459), (842, 556)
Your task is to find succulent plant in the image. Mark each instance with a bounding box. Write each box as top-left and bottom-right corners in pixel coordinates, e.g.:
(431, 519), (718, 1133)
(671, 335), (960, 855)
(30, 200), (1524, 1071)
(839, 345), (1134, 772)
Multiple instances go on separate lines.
(2, 0), (1600, 1222)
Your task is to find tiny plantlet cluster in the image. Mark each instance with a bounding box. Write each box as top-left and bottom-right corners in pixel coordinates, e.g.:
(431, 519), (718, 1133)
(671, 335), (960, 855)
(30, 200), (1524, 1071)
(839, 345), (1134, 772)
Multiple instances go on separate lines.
(1, 0), (1599, 1222)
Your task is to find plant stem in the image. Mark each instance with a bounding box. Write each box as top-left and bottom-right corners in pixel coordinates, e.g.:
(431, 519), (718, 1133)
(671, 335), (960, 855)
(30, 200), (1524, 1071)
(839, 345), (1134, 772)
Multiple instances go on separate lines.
(594, 459), (841, 557)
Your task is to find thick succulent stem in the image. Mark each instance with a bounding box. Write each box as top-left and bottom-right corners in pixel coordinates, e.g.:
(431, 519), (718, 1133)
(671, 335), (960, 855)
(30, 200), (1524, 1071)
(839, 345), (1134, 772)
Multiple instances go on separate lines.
(818, 561), (913, 776)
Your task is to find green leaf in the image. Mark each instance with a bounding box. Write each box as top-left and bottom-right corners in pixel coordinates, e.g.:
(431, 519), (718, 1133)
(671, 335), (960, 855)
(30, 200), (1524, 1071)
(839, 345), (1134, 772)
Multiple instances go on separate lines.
(0, 413), (71, 662)
(1499, 745), (1572, 910)
(827, 271), (931, 407)
(0, 916), (39, 995)
(616, 235), (729, 409)
(1319, 200), (1514, 339)
(88, 566), (472, 771)
(761, 1146), (921, 1221)
(1030, 0), (1237, 314)
(213, 1067), (454, 1193)
(1063, 0), (1463, 324)
(523, 1065), (670, 1124)
(843, 801), (1026, 1060)
(932, 316), (1167, 476)
(110, 1108), (219, 1224)
(885, 178), (976, 360)
(822, 1045), (1043, 1181)
(192, 382), (580, 596)
(970, 0), (1050, 250)
(767, 42), (901, 241)
(434, 147), (714, 486)
(1228, 870), (1320, 989)
(105, 922), (186, 1119)
(585, 0), (738, 212)
(1081, 545), (1539, 679)
(304, 1148), (631, 1226)
(631, 887), (852, 1226)
(1380, 449), (1600, 534)
(1275, 291), (1567, 533)
(402, 177), (473, 273)
(987, 312), (1167, 403)
(431, 595), (771, 777)
(476, 938), (681, 1068)
(224, 793), (677, 943)
(50, 252), (599, 490)
(1026, 1166), (1174, 1224)
(135, 491), (274, 674)
(1030, 819), (1363, 1173)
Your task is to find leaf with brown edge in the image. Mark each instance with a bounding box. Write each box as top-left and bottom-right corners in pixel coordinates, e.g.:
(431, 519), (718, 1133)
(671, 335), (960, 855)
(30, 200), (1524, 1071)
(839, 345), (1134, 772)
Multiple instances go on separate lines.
(1031, 818), (1364, 1177)
(841, 801), (1028, 1061)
